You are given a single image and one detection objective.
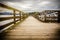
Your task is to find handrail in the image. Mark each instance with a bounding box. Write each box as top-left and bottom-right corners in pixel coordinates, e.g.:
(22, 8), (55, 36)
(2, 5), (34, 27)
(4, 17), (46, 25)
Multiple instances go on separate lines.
(33, 10), (59, 22)
(0, 3), (21, 12)
(0, 3), (28, 32)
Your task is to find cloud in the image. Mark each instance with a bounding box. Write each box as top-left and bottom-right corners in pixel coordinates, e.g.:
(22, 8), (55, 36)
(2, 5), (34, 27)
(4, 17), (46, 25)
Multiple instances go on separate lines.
(0, 0), (60, 12)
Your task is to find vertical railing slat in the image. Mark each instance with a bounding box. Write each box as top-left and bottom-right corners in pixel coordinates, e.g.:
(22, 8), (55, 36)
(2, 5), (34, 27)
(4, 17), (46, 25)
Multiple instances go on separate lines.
(13, 10), (16, 24)
(19, 11), (21, 21)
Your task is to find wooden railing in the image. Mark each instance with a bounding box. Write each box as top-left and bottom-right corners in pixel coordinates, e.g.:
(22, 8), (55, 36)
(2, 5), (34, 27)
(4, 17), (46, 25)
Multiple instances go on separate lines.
(0, 15), (28, 29)
(33, 11), (59, 22)
(0, 3), (28, 31)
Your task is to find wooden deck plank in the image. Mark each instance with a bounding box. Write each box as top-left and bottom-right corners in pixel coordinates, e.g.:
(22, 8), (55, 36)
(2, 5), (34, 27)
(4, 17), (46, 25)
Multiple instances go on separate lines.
(0, 16), (60, 40)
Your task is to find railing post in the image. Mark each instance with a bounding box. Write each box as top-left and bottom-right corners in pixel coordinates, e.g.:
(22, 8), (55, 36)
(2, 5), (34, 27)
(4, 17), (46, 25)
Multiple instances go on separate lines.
(44, 13), (46, 22)
(19, 11), (21, 21)
(13, 10), (16, 24)
(58, 11), (60, 23)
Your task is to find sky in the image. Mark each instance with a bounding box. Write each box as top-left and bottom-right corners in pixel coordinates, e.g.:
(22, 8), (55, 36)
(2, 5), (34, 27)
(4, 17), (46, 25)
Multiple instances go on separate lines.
(0, 0), (60, 12)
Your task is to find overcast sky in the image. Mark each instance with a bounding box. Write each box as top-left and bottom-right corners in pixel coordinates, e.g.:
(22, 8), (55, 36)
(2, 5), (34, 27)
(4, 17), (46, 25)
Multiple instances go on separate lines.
(0, 0), (60, 12)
